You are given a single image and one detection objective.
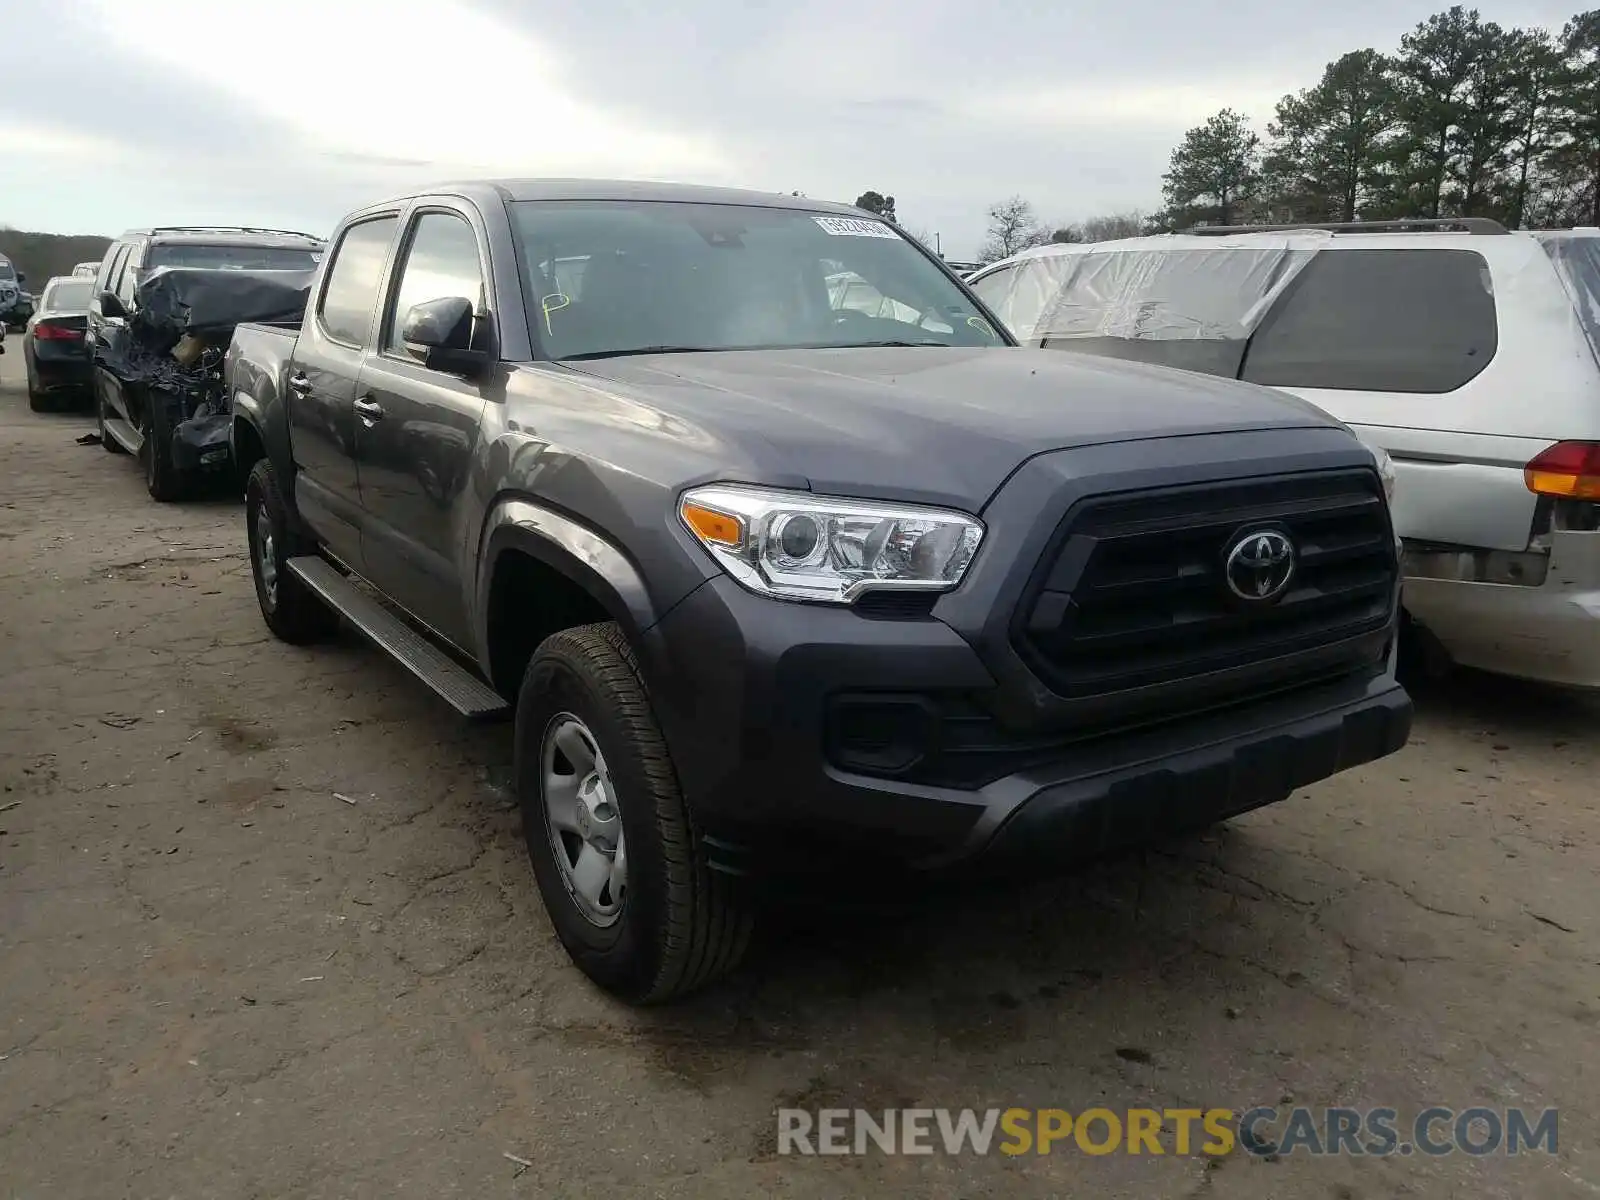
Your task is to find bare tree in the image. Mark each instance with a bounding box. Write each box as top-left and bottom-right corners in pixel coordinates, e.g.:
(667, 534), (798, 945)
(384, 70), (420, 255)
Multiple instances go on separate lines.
(981, 196), (1043, 262)
(1075, 211), (1148, 241)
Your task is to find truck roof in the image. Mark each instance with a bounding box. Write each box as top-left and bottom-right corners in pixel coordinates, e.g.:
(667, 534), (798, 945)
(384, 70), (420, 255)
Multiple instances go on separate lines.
(117, 226), (325, 247)
(364, 178), (875, 217)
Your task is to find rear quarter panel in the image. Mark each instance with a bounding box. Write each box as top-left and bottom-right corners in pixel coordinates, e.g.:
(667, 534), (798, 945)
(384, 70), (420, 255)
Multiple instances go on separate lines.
(1273, 238), (1600, 553)
(227, 323), (300, 479)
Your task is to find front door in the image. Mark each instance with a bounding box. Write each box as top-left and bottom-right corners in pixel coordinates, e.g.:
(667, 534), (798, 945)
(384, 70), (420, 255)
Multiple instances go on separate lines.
(286, 214), (400, 571)
(87, 243), (132, 424)
(354, 207), (492, 650)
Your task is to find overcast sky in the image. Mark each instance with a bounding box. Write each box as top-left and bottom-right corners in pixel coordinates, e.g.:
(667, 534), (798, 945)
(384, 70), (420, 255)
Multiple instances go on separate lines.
(0, 0), (1580, 259)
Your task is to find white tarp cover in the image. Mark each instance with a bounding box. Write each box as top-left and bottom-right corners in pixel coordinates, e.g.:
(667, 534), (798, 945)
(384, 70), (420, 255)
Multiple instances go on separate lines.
(988, 233), (1329, 343)
(1533, 231), (1600, 368)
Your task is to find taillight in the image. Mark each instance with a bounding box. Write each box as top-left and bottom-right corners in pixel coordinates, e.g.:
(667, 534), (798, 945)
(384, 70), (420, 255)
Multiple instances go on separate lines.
(34, 323), (82, 341)
(1525, 441), (1600, 500)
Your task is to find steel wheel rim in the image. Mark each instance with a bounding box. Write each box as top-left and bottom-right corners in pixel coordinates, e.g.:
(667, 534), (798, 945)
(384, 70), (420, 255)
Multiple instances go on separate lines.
(254, 505), (278, 609)
(541, 712), (626, 927)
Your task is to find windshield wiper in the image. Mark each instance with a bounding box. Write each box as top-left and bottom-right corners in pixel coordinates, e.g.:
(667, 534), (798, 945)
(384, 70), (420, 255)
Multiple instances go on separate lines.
(829, 339), (953, 348)
(559, 345), (712, 361)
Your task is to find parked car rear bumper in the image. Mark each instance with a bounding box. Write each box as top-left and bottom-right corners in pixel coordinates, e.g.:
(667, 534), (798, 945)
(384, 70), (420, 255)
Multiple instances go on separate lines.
(1405, 530), (1600, 688)
(30, 350), (93, 392)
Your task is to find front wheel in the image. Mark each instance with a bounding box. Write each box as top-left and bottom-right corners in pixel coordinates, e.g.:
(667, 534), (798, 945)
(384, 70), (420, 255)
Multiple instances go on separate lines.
(141, 399), (190, 502)
(516, 622), (752, 1003)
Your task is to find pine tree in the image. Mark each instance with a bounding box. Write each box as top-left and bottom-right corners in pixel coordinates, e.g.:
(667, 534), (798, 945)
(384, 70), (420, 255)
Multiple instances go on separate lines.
(1161, 109), (1262, 227)
(1388, 7), (1491, 218)
(1265, 50), (1399, 222)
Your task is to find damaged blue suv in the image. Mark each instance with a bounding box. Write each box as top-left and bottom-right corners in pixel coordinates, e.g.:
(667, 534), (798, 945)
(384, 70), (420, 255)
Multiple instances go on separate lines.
(87, 226), (324, 500)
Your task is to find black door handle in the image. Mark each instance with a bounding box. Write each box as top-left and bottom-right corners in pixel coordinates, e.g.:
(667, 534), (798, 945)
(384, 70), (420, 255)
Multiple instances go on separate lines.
(353, 397), (385, 423)
(287, 372), (312, 395)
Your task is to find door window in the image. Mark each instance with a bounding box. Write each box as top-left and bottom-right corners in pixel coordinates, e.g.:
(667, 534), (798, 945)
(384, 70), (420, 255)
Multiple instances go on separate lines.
(317, 216), (399, 346)
(1536, 233), (1600, 368)
(384, 212), (485, 352)
(114, 245), (145, 308)
(1242, 249), (1498, 393)
(97, 244), (128, 299)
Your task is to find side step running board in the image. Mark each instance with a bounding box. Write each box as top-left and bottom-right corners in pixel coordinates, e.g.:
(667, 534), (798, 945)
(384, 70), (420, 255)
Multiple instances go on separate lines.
(285, 555), (510, 720)
(102, 416), (143, 456)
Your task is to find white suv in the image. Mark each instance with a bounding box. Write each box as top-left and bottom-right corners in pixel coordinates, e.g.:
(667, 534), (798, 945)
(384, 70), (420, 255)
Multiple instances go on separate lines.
(969, 221), (1600, 689)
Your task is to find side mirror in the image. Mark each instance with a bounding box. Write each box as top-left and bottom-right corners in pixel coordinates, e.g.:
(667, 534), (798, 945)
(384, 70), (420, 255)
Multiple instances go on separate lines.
(15, 272), (24, 284)
(98, 291), (128, 320)
(401, 296), (493, 376)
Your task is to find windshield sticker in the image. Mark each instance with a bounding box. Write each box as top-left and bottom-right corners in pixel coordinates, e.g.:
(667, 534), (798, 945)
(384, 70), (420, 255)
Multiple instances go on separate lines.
(813, 216), (900, 239)
(967, 315), (999, 341)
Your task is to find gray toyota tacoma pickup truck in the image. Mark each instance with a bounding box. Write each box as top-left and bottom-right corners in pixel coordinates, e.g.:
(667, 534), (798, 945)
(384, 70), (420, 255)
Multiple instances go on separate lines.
(226, 180), (1412, 1003)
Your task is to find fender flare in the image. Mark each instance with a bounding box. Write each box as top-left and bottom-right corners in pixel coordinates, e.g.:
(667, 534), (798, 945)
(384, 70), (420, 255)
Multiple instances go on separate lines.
(473, 496), (659, 663)
(231, 390), (309, 535)
(229, 398), (266, 465)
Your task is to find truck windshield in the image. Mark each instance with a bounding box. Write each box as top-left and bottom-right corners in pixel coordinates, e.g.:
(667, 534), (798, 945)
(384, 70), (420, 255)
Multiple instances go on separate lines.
(510, 200), (1004, 359)
(0, 260), (15, 281)
(147, 244), (321, 272)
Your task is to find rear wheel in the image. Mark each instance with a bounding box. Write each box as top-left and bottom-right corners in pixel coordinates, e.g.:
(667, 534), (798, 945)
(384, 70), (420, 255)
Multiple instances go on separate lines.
(517, 623), (753, 1004)
(25, 353), (52, 413)
(245, 459), (339, 644)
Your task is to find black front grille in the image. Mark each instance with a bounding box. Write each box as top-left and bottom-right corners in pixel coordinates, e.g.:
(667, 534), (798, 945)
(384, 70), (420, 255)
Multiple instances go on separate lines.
(1016, 469), (1396, 701)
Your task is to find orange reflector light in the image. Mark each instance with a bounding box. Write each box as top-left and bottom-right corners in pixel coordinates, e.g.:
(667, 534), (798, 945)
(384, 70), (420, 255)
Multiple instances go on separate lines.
(682, 501), (744, 546)
(1525, 441), (1600, 499)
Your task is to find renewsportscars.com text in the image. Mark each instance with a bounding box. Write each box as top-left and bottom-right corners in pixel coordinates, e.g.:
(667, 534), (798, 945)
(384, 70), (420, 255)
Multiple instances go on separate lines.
(776, 1106), (1559, 1158)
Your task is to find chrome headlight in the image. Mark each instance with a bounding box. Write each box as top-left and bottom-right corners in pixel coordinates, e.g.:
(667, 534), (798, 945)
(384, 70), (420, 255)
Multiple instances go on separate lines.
(1370, 444), (1397, 504)
(679, 485), (984, 604)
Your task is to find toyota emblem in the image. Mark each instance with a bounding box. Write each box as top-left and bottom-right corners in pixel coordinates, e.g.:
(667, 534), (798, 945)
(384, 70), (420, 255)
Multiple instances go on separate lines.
(1224, 529), (1296, 602)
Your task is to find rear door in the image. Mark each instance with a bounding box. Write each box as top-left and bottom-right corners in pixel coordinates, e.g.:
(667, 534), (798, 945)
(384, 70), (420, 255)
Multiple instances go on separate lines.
(1240, 244), (1569, 552)
(286, 214), (401, 571)
(352, 204), (493, 649)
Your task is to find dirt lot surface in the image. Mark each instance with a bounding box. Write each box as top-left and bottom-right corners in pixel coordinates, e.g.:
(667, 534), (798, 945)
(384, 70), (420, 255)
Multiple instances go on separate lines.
(1, 347), (1597, 1200)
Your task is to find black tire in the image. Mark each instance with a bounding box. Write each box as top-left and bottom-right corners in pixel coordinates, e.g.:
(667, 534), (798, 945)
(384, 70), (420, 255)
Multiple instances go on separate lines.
(141, 399), (189, 502)
(245, 458), (339, 644)
(24, 352), (52, 412)
(97, 389), (127, 454)
(516, 622), (752, 1003)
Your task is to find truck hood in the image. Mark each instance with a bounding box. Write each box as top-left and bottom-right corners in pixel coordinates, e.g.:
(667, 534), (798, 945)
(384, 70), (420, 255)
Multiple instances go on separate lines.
(571, 346), (1345, 510)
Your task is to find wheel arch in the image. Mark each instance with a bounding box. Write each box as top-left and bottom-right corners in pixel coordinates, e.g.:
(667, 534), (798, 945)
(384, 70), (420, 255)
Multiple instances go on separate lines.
(475, 497), (661, 699)
(231, 408), (267, 480)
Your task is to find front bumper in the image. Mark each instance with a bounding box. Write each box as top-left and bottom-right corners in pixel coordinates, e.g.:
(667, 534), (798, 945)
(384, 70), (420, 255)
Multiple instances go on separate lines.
(149, 388), (232, 472)
(171, 413), (232, 472)
(641, 574), (1411, 876)
(1404, 530), (1600, 688)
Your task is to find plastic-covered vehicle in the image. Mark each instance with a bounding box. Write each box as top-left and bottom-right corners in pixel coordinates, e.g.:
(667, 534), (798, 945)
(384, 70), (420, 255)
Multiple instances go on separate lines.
(970, 221), (1600, 689)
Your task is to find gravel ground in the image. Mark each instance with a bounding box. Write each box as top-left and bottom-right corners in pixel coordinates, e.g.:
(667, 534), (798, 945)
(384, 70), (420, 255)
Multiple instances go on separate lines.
(1, 346), (1597, 1199)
